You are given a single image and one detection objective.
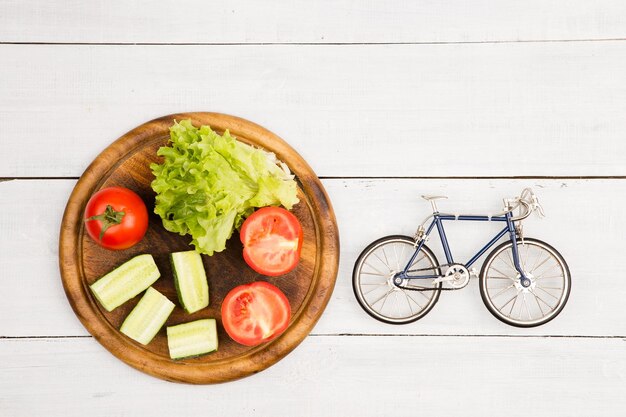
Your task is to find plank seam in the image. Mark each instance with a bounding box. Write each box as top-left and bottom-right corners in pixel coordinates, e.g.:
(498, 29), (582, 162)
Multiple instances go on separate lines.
(1, 38), (626, 46)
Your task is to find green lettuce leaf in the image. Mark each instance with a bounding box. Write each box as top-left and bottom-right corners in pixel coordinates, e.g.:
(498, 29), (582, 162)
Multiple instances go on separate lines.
(150, 119), (299, 255)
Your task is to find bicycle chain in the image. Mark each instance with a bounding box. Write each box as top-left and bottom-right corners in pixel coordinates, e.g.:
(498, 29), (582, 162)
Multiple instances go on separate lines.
(397, 264), (471, 292)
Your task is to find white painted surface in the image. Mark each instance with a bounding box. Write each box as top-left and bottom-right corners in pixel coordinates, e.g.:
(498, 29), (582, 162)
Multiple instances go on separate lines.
(2, 0), (626, 44)
(1, 178), (624, 336)
(1, 337), (624, 417)
(1, 42), (626, 177)
(1, 2), (624, 416)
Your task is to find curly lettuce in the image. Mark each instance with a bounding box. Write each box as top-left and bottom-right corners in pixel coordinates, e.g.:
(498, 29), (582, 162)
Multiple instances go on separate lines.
(150, 120), (299, 255)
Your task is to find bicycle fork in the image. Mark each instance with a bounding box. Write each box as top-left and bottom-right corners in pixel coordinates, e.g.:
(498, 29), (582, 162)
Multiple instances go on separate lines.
(506, 212), (531, 287)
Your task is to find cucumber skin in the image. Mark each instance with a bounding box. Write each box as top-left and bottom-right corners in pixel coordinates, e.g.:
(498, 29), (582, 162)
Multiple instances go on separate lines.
(89, 254), (160, 312)
(169, 251), (209, 314)
(170, 255), (188, 312)
(120, 287), (175, 346)
(167, 319), (218, 360)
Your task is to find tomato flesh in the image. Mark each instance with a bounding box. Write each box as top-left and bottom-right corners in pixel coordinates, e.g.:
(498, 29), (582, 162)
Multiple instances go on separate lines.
(221, 281), (291, 347)
(240, 207), (303, 276)
(84, 187), (149, 250)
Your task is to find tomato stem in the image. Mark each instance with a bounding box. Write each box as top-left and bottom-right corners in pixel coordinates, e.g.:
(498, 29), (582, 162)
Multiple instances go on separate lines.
(85, 205), (125, 240)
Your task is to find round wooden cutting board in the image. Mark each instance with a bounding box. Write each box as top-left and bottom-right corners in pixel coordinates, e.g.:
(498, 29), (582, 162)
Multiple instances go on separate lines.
(59, 113), (339, 384)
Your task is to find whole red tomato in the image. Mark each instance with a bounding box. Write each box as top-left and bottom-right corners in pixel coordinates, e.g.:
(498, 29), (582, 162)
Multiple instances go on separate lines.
(84, 187), (148, 250)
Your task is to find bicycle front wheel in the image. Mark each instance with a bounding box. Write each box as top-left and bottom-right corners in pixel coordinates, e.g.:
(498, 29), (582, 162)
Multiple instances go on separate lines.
(352, 235), (442, 325)
(479, 238), (571, 327)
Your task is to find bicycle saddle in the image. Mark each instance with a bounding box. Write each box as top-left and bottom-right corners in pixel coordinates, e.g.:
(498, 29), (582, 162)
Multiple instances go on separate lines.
(421, 195), (448, 201)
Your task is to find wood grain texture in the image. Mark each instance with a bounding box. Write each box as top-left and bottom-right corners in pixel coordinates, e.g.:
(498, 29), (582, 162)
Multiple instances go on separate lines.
(2, 42), (626, 177)
(5, 178), (626, 336)
(1, 336), (624, 417)
(58, 113), (339, 383)
(2, 0), (626, 44)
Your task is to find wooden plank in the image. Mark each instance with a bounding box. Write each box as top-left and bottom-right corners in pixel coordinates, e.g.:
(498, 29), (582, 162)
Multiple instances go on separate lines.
(1, 336), (624, 416)
(1, 178), (624, 336)
(2, 0), (626, 44)
(1, 42), (626, 177)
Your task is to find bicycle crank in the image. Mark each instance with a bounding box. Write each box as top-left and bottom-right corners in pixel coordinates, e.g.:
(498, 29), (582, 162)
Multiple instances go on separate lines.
(432, 264), (471, 289)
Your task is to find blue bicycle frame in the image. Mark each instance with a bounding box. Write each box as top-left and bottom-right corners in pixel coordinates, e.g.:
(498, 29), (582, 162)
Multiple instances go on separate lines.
(395, 211), (528, 282)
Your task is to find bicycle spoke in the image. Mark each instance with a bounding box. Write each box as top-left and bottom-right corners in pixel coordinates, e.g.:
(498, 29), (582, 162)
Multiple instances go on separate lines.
(393, 292), (401, 318)
(372, 252), (391, 272)
(406, 291), (424, 309)
(532, 291), (546, 316)
(522, 243), (529, 272)
(393, 244), (400, 271)
(381, 247), (391, 270)
(363, 261), (387, 277)
(534, 263), (561, 278)
(488, 276), (515, 284)
(535, 285), (560, 301)
(370, 288), (394, 307)
(506, 250), (517, 271)
(530, 289), (555, 312)
(399, 244), (406, 267)
(362, 284), (387, 296)
(536, 285), (563, 290)
(490, 283), (515, 299)
(522, 294), (532, 320)
(360, 271), (386, 277)
(491, 266), (514, 280)
(404, 292), (414, 315)
(496, 255), (516, 272)
(535, 275), (564, 280)
(499, 292), (518, 313)
(528, 246), (543, 272)
(530, 254), (551, 274)
(416, 288), (432, 300)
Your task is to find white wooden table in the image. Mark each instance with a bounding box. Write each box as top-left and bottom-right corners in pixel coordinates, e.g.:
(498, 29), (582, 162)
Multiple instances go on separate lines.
(2, 2), (626, 415)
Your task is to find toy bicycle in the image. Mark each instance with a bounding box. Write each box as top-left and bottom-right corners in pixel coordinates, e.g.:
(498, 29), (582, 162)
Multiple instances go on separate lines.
(352, 188), (571, 327)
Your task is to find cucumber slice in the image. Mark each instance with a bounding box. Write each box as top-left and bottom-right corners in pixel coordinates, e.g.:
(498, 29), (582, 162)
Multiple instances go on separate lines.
(170, 251), (209, 313)
(167, 319), (218, 360)
(120, 287), (175, 345)
(90, 254), (161, 312)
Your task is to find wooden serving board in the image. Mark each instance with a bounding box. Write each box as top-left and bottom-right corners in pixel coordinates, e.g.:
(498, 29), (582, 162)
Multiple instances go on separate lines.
(59, 113), (339, 384)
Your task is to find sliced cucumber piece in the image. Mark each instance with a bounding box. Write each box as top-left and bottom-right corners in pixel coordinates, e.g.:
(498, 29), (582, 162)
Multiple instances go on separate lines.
(90, 254), (161, 312)
(170, 251), (209, 313)
(167, 319), (218, 360)
(120, 287), (175, 345)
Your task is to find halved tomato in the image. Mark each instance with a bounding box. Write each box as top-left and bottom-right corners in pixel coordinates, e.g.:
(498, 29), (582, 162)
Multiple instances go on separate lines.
(240, 206), (303, 276)
(221, 281), (291, 347)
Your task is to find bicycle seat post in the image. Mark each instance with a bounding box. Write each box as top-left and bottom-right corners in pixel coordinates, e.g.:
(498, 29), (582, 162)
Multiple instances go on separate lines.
(421, 195), (448, 213)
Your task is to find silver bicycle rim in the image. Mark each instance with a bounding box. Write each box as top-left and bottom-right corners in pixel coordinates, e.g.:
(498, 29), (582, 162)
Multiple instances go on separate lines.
(481, 240), (570, 326)
(354, 237), (439, 323)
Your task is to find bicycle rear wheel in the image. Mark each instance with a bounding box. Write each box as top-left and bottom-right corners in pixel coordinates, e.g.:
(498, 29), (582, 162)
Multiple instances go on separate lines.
(479, 238), (571, 327)
(352, 235), (442, 324)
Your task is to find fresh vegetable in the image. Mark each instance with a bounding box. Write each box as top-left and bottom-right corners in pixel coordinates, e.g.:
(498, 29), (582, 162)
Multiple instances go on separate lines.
(120, 287), (175, 345)
(240, 207), (302, 276)
(84, 186), (149, 250)
(150, 120), (299, 255)
(89, 254), (160, 312)
(170, 251), (209, 314)
(221, 281), (291, 347)
(167, 319), (218, 359)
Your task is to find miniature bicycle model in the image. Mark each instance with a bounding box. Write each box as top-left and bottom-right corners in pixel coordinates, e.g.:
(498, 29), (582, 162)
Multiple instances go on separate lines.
(353, 188), (571, 327)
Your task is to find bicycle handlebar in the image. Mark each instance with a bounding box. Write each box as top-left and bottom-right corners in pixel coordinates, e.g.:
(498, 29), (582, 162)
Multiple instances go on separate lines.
(505, 188), (545, 221)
